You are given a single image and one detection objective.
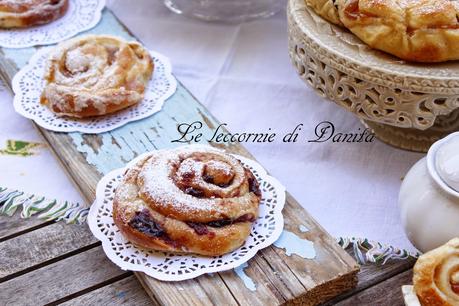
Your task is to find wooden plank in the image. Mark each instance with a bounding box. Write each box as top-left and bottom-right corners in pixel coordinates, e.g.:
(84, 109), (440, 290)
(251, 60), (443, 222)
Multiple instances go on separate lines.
(351, 256), (415, 294)
(335, 269), (413, 306)
(60, 275), (155, 306)
(0, 222), (97, 280)
(0, 212), (413, 305)
(0, 8), (359, 306)
(0, 247), (129, 305)
(0, 211), (51, 241)
(325, 248), (416, 304)
(137, 273), (240, 306)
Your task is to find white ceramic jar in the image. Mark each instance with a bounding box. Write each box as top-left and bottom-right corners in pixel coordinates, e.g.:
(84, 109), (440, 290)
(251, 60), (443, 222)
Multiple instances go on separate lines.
(399, 132), (459, 253)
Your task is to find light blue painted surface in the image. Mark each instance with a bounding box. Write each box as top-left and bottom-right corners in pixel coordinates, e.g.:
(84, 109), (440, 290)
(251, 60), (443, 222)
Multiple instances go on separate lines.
(69, 85), (222, 175)
(234, 262), (256, 292)
(299, 225), (309, 233)
(274, 230), (316, 259)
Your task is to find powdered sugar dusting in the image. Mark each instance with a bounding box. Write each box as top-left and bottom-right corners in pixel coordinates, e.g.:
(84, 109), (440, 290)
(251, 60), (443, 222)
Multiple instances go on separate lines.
(64, 48), (91, 74)
(0, 0), (68, 24)
(0, 0), (105, 49)
(205, 160), (233, 176)
(42, 35), (153, 117)
(125, 146), (260, 222)
(13, 46), (177, 133)
(89, 150), (286, 281)
(176, 158), (203, 179)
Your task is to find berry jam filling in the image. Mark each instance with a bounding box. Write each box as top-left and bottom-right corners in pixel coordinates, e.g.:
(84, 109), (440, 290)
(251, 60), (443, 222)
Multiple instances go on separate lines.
(186, 222), (210, 235)
(180, 171), (195, 181)
(451, 271), (459, 294)
(129, 209), (171, 240)
(248, 176), (261, 197)
(451, 283), (459, 295)
(184, 187), (205, 198)
(202, 160), (235, 187)
(187, 214), (256, 235)
(203, 174), (232, 188)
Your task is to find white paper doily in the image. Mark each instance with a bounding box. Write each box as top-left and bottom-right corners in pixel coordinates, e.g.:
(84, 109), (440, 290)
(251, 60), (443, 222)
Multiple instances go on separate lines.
(88, 152), (286, 281)
(13, 47), (177, 133)
(0, 0), (105, 48)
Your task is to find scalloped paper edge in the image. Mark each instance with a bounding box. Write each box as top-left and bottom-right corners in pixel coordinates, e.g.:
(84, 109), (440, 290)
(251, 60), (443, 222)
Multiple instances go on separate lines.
(88, 149), (286, 281)
(0, 0), (106, 49)
(12, 46), (177, 134)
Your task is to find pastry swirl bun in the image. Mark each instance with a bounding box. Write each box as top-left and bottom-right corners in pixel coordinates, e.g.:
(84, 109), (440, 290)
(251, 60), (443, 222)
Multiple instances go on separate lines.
(0, 0), (69, 28)
(41, 35), (154, 118)
(113, 146), (261, 256)
(413, 238), (459, 305)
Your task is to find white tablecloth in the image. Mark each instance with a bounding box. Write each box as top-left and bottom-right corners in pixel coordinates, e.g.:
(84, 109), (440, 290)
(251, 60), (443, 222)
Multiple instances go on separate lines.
(107, 0), (423, 253)
(0, 82), (83, 204)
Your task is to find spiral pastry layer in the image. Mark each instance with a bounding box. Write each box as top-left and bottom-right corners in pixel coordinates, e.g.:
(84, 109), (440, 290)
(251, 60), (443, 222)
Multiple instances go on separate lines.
(40, 35), (154, 118)
(414, 238), (459, 305)
(0, 0), (68, 28)
(113, 146), (261, 256)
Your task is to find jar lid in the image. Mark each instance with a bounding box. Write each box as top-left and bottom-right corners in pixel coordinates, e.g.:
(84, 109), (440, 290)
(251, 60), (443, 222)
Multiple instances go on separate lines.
(428, 132), (459, 197)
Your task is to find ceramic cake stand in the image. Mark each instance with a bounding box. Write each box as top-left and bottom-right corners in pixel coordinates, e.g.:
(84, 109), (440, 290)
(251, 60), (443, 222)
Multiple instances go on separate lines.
(288, 0), (459, 152)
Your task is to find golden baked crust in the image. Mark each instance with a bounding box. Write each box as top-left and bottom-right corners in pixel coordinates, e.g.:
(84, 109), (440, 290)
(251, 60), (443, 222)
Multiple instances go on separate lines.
(0, 0), (69, 28)
(113, 146), (261, 257)
(305, 0), (343, 25)
(40, 35), (154, 118)
(338, 0), (459, 62)
(413, 238), (459, 305)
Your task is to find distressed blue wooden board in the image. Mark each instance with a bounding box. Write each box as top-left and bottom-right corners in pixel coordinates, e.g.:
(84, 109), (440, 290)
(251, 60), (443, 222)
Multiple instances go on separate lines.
(0, 8), (359, 306)
(2, 9), (223, 174)
(71, 84), (224, 174)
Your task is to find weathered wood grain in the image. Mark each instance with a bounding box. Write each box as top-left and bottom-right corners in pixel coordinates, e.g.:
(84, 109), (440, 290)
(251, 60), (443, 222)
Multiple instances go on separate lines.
(0, 222), (97, 280)
(335, 269), (413, 306)
(0, 8), (360, 306)
(0, 211), (51, 241)
(0, 247), (128, 305)
(137, 273), (241, 306)
(60, 275), (155, 306)
(324, 248), (416, 305)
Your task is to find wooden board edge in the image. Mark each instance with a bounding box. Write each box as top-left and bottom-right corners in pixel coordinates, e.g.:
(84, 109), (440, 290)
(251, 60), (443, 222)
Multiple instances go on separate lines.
(134, 272), (170, 306)
(288, 268), (359, 305)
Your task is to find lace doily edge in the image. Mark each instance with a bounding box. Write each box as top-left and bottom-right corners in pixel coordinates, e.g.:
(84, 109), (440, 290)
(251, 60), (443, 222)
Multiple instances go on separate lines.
(12, 47), (177, 133)
(88, 152), (286, 281)
(0, 0), (106, 49)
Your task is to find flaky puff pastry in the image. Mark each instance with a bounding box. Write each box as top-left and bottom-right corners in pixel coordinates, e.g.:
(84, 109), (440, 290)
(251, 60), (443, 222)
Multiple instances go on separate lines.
(305, 0), (343, 25)
(0, 0), (68, 28)
(413, 238), (459, 305)
(113, 146), (261, 257)
(40, 35), (153, 118)
(338, 0), (459, 62)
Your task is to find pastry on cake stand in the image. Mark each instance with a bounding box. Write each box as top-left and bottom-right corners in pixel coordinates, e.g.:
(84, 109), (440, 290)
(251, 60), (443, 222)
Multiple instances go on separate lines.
(288, 0), (459, 152)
